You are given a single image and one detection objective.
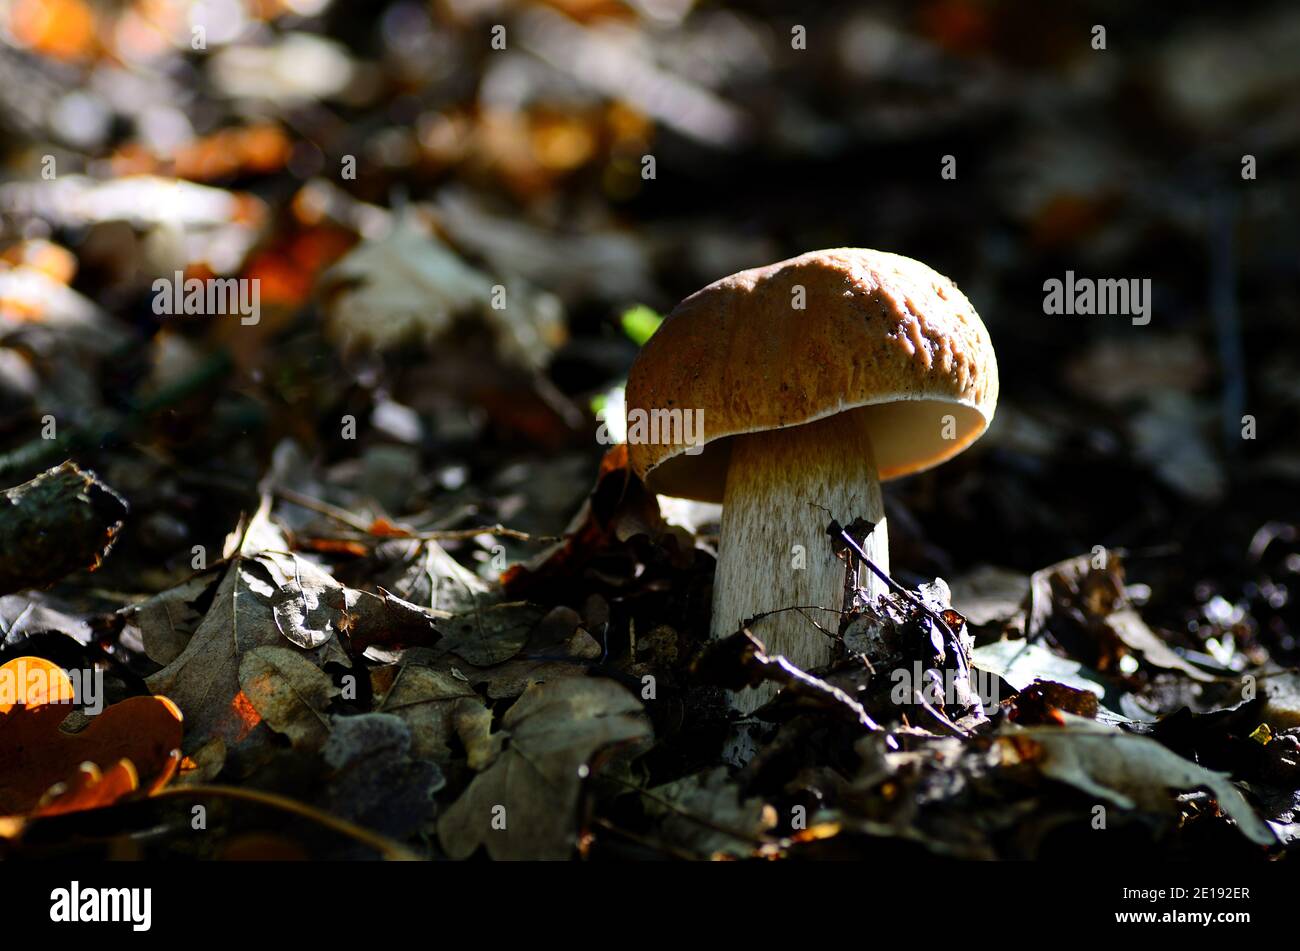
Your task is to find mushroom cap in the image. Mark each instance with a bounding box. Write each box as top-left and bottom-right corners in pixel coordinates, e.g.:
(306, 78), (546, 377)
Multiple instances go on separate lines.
(625, 248), (998, 501)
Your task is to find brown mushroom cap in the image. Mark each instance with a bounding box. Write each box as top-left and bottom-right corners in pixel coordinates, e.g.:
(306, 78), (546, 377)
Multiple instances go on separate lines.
(625, 248), (999, 502)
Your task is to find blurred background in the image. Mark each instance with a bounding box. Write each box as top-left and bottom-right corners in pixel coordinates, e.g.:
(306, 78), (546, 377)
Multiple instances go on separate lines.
(0, 0), (1297, 670)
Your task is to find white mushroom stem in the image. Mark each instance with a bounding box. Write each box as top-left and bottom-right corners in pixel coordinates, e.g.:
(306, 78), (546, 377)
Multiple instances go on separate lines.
(712, 412), (889, 714)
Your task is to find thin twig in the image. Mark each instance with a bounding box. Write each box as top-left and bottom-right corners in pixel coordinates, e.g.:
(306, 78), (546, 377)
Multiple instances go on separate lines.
(741, 603), (845, 643)
(414, 524), (558, 543)
(151, 784), (421, 861)
(275, 488), (559, 543)
(811, 507), (974, 739)
(276, 487), (374, 533)
(828, 518), (963, 657)
(588, 816), (701, 861)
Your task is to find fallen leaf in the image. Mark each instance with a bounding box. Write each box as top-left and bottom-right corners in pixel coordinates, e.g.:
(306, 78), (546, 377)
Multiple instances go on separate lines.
(372, 663), (483, 763)
(1020, 551), (1212, 680)
(972, 640), (1109, 700)
(318, 218), (564, 369)
(438, 602), (545, 667)
(460, 626), (603, 700)
(1004, 723), (1276, 848)
(35, 760), (147, 818)
(437, 678), (651, 860)
(646, 767), (775, 859)
(1103, 607), (1215, 683)
(122, 571), (220, 666)
(320, 714), (444, 843)
(146, 500), (348, 749)
(0, 657), (182, 817)
(262, 551), (348, 650)
(238, 646), (338, 751)
(370, 539), (490, 615)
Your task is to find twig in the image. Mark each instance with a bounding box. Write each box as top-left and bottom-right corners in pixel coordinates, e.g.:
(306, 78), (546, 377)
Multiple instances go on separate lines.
(151, 784), (421, 861)
(415, 524), (557, 543)
(741, 603), (845, 643)
(275, 488), (558, 543)
(588, 816), (700, 861)
(819, 510), (975, 739)
(829, 519), (964, 659)
(275, 487), (373, 533)
(909, 686), (971, 739)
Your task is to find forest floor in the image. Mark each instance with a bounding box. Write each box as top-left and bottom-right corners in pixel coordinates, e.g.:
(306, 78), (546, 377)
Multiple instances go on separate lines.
(0, 0), (1298, 861)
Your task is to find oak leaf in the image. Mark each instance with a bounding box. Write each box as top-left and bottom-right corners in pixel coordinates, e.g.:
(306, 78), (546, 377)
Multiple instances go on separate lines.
(0, 657), (182, 818)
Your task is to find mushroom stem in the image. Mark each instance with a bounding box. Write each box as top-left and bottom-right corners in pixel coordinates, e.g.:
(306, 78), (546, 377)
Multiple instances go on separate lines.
(711, 411), (889, 714)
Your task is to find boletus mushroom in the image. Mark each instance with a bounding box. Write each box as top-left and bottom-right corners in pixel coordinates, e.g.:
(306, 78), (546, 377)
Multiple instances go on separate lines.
(625, 249), (998, 713)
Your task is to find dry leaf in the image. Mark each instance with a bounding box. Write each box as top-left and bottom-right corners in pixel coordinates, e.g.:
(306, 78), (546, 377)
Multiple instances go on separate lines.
(1005, 724), (1276, 848)
(437, 678), (651, 859)
(318, 219), (564, 369)
(0, 657), (182, 817)
(121, 571), (219, 666)
(146, 501), (347, 749)
(373, 663), (483, 763)
(438, 601), (545, 667)
(647, 768), (776, 859)
(238, 646), (338, 751)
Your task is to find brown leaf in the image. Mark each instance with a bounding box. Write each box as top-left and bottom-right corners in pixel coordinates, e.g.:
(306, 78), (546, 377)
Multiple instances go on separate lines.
(437, 678), (651, 860)
(122, 571), (220, 666)
(146, 502), (349, 749)
(437, 601), (545, 666)
(372, 663), (482, 763)
(238, 646), (338, 751)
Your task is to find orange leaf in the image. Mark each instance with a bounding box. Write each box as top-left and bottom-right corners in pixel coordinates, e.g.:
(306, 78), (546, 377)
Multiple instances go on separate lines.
(9, 0), (97, 62)
(0, 240), (77, 284)
(366, 517), (411, 538)
(0, 657), (183, 818)
(33, 761), (138, 818)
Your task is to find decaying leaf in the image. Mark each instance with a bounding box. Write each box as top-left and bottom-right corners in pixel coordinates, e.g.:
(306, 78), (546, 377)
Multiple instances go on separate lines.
(343, 586), (441, 654)
(1008, 680), (1101, 724)
(146, 501), (348, 749)
(1003, 723), (1276, 848)
(1103, 607), (1216, 683)
(462, 626), (603, 700)
(500, 444), (669, 599)
(646, 767), (776, 859)
(1022, 551), (1212, 681)
(318, 219), (564, 369)
(146, 554), (291, 747)
(438, 601), (545, 667)
(145, 494), (462, 751)
(372, 663), (483, 763)
(321, 714), (444, 842)
(238, 646), (338, 750)
(948, 565), (1031, 628)
(437, 678), (651, 860)
(121, 570), (220, 666)
(453, 700), (502, 771)
(972, 639), (1109, 700)
(371, 538), (490, 615)
(263, 552), (346, 650)
(33, 760), (146, 818)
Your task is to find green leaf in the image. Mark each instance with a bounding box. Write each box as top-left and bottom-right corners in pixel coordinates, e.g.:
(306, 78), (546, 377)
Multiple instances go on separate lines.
(620, 305), (662, 346)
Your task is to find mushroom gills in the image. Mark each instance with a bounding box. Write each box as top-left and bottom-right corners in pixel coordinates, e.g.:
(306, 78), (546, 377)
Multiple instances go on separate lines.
(712, 411), (889, 715)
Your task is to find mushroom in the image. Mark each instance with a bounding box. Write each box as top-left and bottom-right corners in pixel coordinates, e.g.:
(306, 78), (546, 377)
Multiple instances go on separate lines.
(625, 249), (998, 713)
